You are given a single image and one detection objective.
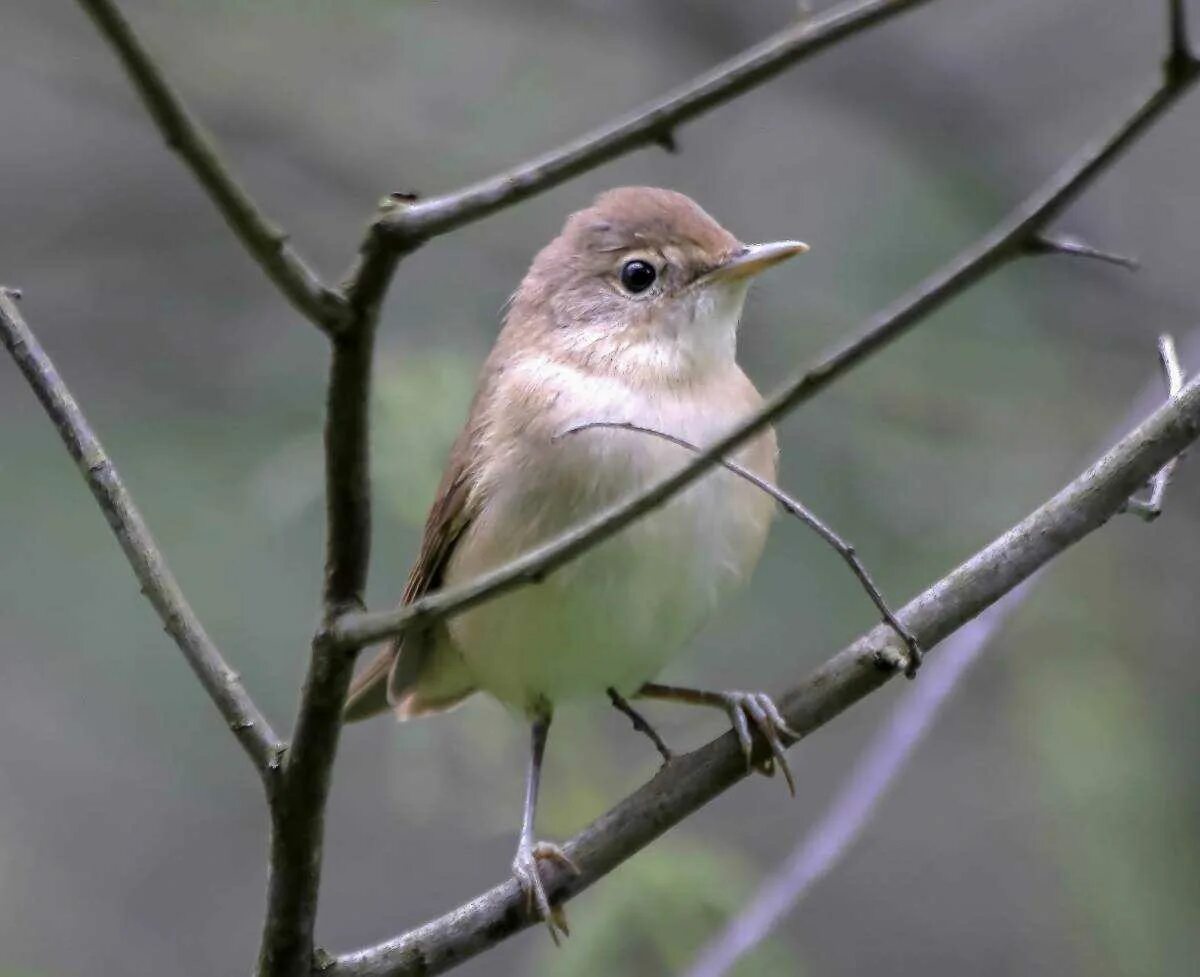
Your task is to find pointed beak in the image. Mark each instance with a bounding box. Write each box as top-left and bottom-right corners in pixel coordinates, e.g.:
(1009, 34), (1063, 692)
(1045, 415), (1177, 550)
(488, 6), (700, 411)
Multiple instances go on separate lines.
(702, 240), (809, 285)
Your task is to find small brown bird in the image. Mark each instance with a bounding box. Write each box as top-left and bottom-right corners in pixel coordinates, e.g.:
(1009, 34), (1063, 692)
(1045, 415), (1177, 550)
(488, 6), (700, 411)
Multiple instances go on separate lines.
(344, 187), (807, 938)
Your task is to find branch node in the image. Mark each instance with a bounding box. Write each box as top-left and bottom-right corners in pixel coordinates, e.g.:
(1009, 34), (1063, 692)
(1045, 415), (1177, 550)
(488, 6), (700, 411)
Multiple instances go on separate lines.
(653, 128), (679, 154)
(872, 644), (908, 674)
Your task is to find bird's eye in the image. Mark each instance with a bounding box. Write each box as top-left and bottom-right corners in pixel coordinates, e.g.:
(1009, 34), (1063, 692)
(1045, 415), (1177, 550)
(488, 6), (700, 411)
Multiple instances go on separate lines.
(619, 259), (657, 294)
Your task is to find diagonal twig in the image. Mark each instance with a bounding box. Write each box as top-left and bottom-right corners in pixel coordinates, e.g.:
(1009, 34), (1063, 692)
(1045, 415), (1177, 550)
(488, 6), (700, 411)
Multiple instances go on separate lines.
(74, 0), (346, 332)
(328, 373), (1200, 977)
(0, 287), (283, 782)
(329, 47), (1200, 654)
(558, 420), (922, 675)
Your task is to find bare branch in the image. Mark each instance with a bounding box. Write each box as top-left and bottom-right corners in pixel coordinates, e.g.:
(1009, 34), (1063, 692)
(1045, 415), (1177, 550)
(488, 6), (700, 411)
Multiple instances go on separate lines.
(329, 59), (1200, 653)
(681, 331), (1200, 977)
(559, 420), (921, 675)
(0, 288), (283, 782)
(373, 0), (934, 247)
(1123, 333), (1188, 520)
(329, 373), (1200, 977)
(74, 0), (346, 332)
(1026, 232), (1140, 270)
(256, 221), (387, 977)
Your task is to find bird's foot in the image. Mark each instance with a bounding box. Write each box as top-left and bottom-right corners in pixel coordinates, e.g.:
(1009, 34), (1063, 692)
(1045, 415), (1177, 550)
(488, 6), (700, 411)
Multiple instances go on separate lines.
(717, 690), (800, 796)
(512, 839), (579, 944)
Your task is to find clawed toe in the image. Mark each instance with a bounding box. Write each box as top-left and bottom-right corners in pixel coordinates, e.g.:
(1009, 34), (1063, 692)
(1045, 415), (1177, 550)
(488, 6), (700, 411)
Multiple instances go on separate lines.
(721, 691), (798, 797)
(513, 840), (577, 944)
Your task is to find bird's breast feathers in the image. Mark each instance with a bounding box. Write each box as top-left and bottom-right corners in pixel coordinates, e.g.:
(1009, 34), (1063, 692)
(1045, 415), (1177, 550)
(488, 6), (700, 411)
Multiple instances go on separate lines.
(438, 352), (777, 709)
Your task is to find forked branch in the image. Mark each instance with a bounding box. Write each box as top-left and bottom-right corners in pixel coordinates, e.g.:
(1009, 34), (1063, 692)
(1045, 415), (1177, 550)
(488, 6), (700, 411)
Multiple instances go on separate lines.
(74, 0), (345, 332)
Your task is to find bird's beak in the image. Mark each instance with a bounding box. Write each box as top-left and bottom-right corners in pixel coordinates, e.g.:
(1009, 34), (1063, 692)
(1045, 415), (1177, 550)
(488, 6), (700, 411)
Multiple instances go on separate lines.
(701, 240), (809, 285)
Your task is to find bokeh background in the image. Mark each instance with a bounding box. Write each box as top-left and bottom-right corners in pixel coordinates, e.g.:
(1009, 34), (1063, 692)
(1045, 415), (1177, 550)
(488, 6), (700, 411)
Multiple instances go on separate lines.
(2, 1), (1199, 975)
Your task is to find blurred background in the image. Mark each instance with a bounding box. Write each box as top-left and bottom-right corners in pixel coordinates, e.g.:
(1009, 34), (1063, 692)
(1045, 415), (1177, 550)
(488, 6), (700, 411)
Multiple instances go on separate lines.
(2, 1), (1199, 975)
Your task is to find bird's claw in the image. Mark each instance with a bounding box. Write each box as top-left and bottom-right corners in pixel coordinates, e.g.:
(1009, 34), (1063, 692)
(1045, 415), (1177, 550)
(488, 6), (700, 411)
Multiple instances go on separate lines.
(719, 691), (799, 796)
(512, 839), (579, 944)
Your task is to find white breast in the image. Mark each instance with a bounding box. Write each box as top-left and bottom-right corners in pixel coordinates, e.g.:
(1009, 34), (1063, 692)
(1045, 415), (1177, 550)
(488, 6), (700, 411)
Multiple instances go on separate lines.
(442, 354), (776, 713)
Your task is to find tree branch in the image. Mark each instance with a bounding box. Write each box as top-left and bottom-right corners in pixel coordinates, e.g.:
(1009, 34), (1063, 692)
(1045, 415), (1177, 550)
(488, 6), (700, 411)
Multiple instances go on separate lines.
(329, 51), (1200, 653)
(373, 0), (935, 247)
(681, 331), (1199, 977)
(0, 288), (283, 782)
(74, 0), (347, 332)
(328, 372), (1200, 977)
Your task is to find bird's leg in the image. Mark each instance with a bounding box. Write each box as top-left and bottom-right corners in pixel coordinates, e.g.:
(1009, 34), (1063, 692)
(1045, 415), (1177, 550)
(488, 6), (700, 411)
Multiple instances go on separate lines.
(607, 686), (673, 766)
(636, 682), (800, 796)
(512, 707), (578, 944)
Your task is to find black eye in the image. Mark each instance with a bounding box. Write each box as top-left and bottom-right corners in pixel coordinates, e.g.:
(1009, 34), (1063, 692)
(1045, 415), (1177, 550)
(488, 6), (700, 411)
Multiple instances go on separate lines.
(619, 259), (657, 294)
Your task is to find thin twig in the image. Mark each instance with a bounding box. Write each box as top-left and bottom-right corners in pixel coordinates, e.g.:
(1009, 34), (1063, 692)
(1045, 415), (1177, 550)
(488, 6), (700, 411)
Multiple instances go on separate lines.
(560, 420), (921, 676)
(328, 373), (1200, 977)
(1123, 334), (1188, 520)
(681, 332), (1199, 977)
(74, 0), (346, 332)
(0, 288), (283, 782)
(329, 55), (1200, 654)
(1026, 232), (1140, 270)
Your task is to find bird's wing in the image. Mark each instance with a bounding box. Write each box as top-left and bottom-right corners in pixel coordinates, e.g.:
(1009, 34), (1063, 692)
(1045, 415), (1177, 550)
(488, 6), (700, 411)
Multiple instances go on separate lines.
(342, 429), (480, 723)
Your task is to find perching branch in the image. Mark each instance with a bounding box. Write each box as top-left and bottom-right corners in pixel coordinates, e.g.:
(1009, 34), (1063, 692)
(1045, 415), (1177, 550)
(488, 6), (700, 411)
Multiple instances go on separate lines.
(329, 45), (1200, 653)
(683, 580), (1037, 977)
(74, 0), (346, 332)
(681, 332), (1197, 977)
(559, 420), (921, 675)
(328, 372), (1200, 977)
(0, 288), (283, 783)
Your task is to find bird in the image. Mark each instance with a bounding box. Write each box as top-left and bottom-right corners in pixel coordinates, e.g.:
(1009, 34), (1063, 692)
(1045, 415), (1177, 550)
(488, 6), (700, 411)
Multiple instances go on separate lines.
(343, 186), (808, 940)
